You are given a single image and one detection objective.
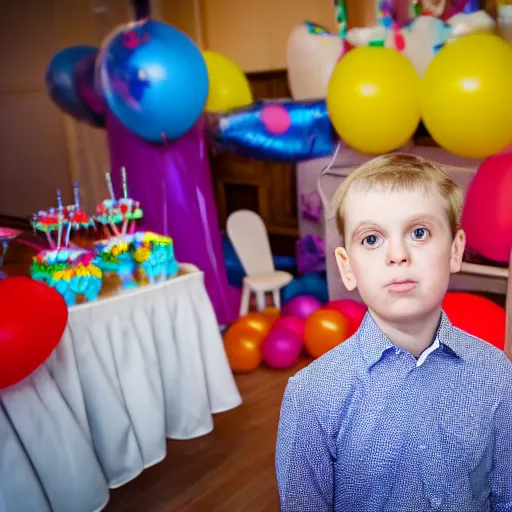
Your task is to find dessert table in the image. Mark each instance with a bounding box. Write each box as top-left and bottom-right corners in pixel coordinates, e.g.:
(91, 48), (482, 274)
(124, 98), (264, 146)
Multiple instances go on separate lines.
(0, 264), (242, 512)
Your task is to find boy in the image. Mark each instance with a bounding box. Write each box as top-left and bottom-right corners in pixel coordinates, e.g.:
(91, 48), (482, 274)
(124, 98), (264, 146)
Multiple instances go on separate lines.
(276, 154), (512, 511)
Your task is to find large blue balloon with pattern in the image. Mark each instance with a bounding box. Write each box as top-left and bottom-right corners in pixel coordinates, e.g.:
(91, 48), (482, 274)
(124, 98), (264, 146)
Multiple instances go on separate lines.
(45, 45), (105, 127)
(98, 19), (209, 143)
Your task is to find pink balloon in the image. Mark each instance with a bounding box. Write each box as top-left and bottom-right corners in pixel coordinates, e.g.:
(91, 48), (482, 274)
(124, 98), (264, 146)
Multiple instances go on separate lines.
(462, 153), (512, 263)
(273, 316), (306, 339)
(262, 329), (302, 369)
(282, 295), (322, 320)
(324, 299), (367, 337)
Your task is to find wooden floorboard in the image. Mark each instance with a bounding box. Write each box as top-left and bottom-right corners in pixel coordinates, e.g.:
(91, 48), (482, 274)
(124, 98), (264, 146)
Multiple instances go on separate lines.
(103, 359), (311, 512)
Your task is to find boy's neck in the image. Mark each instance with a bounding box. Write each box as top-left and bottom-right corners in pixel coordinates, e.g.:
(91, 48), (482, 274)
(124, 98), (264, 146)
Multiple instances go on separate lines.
(368, 307), (443, 358)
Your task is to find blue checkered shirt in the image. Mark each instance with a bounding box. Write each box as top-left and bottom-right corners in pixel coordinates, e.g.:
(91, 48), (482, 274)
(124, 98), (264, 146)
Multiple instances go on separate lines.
(276, 311), (512, 511)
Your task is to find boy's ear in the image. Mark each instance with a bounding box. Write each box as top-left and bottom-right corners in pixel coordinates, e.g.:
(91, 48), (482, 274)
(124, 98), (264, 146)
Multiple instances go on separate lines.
(335, 246), (357, 291)
(450, 229), (466, 274)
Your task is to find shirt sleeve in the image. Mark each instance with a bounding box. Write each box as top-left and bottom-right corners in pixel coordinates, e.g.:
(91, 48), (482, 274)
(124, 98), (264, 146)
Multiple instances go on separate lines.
(490, 388), (512, 511)
(275, 376), (334, 511)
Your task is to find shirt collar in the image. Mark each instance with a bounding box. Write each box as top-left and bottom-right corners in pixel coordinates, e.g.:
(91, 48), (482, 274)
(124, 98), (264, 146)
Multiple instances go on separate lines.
(356, 310), (462, 368)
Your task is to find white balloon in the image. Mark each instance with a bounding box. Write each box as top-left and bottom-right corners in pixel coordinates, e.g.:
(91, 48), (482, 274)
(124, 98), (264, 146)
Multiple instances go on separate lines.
(286, 23), (342, 101)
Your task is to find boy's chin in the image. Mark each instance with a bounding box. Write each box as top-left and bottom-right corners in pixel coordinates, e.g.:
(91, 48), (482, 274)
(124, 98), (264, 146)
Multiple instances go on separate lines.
(370, 300), (433, 324)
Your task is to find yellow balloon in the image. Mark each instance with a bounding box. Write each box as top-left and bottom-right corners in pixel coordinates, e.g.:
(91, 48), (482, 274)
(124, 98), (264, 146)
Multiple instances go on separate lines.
(421, 34), (512, 159)
(327, 47), (420, 155)
(202, 51), (253, 112)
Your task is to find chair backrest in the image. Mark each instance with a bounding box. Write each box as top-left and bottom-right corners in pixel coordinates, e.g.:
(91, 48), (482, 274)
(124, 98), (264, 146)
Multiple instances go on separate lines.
(227, 210), (275, 276)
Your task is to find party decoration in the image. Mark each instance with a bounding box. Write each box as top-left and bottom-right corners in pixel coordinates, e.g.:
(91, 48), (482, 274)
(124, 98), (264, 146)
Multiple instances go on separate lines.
(223, 322), (263, 373)
(442, 292), (505, 350)
(205, 99), (335, 163)
(304, 309), (349, 359)
(46, 45), (105, 127)
(282, 294), (322, 321)
(461, 153), (512, 263)
(262, 306), (281, 322)
(262, 329), (302, 369)
(282, 272), (328, 304)
(273, 316), (306, 339)
(74, 50), (104, 116)
(234, 312), (276, 341)
(30, 187), (102, 306)
(99, 19), (208, 143)
(420, 33), (512, 158)
(296, 235), (326, 275)
(345, 9), (494, 79)
(106, 112), (237, 326)
(327, 46), (420, 154)
(324, 299), (367, 337)
(202, 50), (253, 112)
(0, 276), (68, 389)
(286, 21), (344, 101)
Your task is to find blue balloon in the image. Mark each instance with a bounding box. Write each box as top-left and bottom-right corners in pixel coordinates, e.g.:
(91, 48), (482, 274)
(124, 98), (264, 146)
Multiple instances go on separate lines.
(282, 272), (328, 304)
(46, 45), (104, 126)
(98, 19), (208, 143)
(205, 99), (335, 163)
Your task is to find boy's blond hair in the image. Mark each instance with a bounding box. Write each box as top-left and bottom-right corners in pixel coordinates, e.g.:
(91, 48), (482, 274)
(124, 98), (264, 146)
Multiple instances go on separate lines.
(332, 154), (463, 240)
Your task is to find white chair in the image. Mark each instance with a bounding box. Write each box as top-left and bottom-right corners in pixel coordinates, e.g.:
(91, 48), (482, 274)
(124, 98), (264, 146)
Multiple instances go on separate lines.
(227, 210), (293, 316)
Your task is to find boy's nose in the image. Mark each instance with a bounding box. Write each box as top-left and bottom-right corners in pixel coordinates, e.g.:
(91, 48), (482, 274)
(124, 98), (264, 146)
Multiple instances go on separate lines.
(386, 239), (410, 266)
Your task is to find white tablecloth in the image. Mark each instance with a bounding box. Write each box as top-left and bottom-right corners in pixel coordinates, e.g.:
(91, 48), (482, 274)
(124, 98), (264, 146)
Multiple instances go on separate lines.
(0, 264), (242, 512)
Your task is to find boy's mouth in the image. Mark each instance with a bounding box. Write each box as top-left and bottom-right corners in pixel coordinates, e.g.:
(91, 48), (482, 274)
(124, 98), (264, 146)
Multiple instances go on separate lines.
(386, 280), (417, 293)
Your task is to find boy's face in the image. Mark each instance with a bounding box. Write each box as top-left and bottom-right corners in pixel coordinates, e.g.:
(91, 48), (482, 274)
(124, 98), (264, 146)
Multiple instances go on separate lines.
(335, 186), (466, 323)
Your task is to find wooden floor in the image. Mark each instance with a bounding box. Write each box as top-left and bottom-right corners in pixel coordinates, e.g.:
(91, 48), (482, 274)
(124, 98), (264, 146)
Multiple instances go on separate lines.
(103, 359), (311, 512)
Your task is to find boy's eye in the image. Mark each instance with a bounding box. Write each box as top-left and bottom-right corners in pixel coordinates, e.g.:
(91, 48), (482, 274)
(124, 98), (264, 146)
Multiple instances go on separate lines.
(362, 234), (383, 249)
(410, 227), (429, 241)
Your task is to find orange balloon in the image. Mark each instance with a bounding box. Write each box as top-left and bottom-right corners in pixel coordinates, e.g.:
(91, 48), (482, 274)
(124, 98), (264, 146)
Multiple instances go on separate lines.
(304, 309), (349, 359)
(235, 312), (275, 342)
(262, 307), (280, 322)
(224, 323), (263, 373)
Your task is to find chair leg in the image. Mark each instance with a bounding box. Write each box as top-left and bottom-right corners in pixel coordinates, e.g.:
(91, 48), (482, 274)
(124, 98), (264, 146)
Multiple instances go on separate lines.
(256, 291), (266, 311)
(240, 283), (251, 317)
(272, 289), (281, 309)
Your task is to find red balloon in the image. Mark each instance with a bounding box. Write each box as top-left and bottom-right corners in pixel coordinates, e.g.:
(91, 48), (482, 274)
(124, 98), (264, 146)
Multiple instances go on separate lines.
(0, 277), (68, 389)
(324, 299), (367, 337)
(462, 153), (512, 262)
(442, 292), (505, 350)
